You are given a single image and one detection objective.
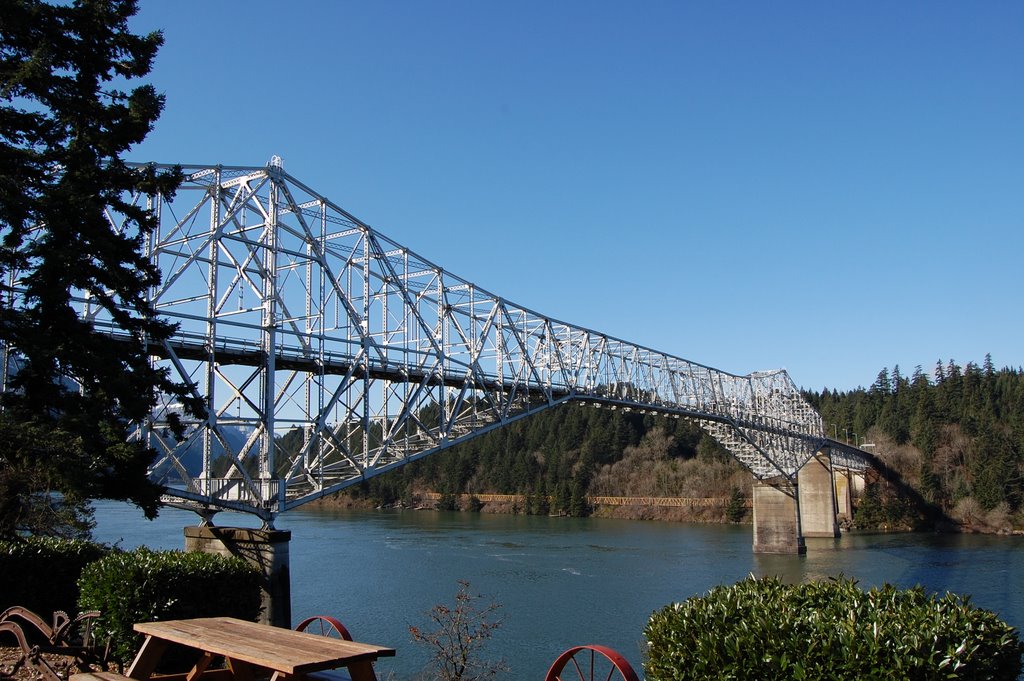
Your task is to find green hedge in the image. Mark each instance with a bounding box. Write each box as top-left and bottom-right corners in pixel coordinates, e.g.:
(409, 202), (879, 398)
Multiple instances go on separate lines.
(644, 576), (1024, 680)
(0, 536), (110, 615)
(78, 548), (262, 665)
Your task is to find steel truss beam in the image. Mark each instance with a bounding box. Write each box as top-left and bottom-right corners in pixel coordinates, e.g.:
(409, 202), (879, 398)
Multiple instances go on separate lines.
(27, 159), (870, 522)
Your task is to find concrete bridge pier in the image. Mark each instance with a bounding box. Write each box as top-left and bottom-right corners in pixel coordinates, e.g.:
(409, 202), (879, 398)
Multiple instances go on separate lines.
(833, 465), (866, 524)
(185, 526), (292, 628)
(797, 451), (840, 538)
(834, 466), (854, 523)
(753, 450), (842, 553)
(752, 479), (806, 554)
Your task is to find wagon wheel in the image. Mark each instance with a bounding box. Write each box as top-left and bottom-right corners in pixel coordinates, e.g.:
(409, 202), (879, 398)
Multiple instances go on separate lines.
(60, 611), (108, 668)
(294, 616), (353, 641)
(53, 610), (101, 647)
(544, 645), (639, 681)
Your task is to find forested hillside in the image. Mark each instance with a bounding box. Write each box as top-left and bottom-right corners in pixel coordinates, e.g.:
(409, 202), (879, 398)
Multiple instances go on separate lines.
(319, 355), (1024, 531)
(805, 356), (1024, 531)
(334, 404), (746, 519)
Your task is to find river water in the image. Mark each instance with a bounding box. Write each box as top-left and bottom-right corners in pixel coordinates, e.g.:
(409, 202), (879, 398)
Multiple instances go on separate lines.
(91, 502), (1024, 680)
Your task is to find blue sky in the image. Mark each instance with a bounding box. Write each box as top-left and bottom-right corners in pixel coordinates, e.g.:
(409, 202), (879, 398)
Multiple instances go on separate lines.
(129, 2), (1023, 391)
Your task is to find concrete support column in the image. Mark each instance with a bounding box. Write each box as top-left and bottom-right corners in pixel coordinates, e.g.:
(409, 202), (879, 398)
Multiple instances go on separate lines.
(185, 526), (291, 628)
(752, 479), (806, 554)
(797, 452), (840, 538)
(851, 470), (866, 496)
(834, 467), (853, 523)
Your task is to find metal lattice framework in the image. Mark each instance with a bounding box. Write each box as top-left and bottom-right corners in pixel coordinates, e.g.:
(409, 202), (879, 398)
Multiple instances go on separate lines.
(70, 159), (867, 521)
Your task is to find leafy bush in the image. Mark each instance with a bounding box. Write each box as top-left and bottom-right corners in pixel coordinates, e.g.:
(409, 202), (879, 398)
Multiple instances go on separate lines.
(644, 576), (1024, 680)
(0, 536), (110, 615)
(78, 548), (262, 664)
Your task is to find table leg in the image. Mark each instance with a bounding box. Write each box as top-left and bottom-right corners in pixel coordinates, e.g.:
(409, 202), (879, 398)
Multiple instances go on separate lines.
(226, 658), (255, 681)
(127, 636), (170, 680)
(345, 660), (378, 681)
(185, 651), (216, 681)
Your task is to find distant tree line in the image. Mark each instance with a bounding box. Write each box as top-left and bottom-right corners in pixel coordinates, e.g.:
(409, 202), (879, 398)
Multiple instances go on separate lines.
(805, 355), (1024, 529)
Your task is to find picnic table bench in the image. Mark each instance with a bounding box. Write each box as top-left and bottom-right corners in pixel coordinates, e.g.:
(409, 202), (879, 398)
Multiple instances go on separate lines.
(72, 617), (394, 681)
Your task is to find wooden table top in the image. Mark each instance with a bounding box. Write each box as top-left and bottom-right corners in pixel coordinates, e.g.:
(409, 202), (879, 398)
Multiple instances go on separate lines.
(133, 618), (395, 675)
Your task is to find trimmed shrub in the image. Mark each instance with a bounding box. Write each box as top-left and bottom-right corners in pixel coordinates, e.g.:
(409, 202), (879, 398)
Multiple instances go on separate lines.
(0, 536), (110, 615)
(77, 548), (262, 665)
(644, 576), (1024, 680)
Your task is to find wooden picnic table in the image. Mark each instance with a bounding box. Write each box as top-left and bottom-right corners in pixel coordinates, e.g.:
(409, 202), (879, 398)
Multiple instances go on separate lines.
(121, 617), (395, 681)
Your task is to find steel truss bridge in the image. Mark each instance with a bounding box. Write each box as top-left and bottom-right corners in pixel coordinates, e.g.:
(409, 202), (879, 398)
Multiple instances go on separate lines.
(75, 159), (868, 523)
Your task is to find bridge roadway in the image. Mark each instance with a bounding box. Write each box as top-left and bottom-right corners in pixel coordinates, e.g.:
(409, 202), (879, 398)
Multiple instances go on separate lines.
(151, 329), (573, 397)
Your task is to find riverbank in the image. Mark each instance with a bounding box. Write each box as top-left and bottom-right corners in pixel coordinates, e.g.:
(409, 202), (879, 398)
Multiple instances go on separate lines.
(309, 491), (750, 524)
(307, 490), (1024, 534)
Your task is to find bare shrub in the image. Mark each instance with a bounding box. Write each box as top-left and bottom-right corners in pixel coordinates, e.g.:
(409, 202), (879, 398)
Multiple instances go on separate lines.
(409, 580), (508, 681)
(588, 429), (746, 499)
(869, 432), (922, 486)
(984, 503), (1013, 533)
(952, 497), (982, 526)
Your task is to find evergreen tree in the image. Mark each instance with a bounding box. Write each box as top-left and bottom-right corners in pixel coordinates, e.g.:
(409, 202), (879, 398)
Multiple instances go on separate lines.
(0, 0), (203, 538)
(567, 478), (589, 517)
(890, 365), (904, 394)
(531, 479), (550, 516)
(552, 480), (569, 515)
(724, 487), (746, 523)
(942, 360), (963, 418)
(871, 368), (891, 396)
(910, 395), (938, 456)
(970, 425), (1020, 511)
